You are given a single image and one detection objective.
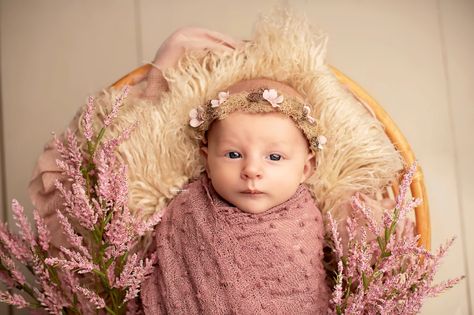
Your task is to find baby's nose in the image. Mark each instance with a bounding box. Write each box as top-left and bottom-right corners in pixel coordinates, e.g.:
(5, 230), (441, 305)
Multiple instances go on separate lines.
(241, 158), (263, 179)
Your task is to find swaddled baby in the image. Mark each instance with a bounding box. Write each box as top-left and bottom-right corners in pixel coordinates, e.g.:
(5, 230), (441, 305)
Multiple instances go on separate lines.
(141, 79), (330, 314)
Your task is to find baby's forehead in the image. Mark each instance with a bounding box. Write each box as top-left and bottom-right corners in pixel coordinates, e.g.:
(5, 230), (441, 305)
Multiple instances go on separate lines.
(214, 111), (296, 131)
(209, 111), (309, 146)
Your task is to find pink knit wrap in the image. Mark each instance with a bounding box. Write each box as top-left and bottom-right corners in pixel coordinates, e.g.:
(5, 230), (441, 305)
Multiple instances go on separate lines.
(141, 175), (329, 314)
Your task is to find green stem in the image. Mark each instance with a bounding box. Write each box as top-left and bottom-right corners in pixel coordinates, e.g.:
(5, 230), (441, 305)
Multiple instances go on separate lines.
(367, 207), (401, 287)
(93, 128), (106, 154)
(15, 282), (38, 304)
(104, 305), (117, 315)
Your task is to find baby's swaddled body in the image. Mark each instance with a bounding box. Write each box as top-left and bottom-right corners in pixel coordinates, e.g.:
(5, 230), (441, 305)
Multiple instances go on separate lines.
(141, 174), (330, 314)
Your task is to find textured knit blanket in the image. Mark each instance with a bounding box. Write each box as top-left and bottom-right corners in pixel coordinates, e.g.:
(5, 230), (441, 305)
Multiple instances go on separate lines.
(141, 175), (329, 314)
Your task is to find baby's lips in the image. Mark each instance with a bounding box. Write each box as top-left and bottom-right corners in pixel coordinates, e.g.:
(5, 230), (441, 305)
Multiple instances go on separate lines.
(241, 189), (263, 194)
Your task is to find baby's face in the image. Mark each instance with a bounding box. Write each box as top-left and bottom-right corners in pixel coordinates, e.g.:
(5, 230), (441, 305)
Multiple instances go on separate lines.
(201, 112), (315, 214)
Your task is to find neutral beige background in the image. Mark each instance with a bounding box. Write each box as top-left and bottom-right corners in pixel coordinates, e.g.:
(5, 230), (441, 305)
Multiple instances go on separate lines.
(1, 0), (472, 314)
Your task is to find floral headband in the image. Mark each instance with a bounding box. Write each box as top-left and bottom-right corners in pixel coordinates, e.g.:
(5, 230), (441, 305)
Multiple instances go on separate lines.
(188, 87), (327, 153)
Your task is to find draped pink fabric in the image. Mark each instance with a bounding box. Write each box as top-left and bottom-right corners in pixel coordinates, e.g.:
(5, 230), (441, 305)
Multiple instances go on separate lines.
(141, 174), (330, 314)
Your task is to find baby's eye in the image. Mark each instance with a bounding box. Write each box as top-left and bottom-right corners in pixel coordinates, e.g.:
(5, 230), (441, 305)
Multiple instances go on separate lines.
(225, 151), (242, 159)
(268, 153), (282, 161)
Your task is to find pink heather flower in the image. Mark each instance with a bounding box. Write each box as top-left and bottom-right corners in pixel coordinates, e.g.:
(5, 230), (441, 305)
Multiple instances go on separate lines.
(351, 193), (381, 236)
(94, 148), (114, 201)
(326, 162), (463, 314)
(104, 206), (135, 258)
(33, 209), (51, 252)
(435, 237), (456, 261)
(82, 95), (95, 141)
(135, 210), (163, 237)
(0, 222), (31, 263)
(345, 216), (358, 247)
(98, 120), (138, 160)
(113, 165), (129, 208)
(30, 253), (51, 286)
(189, 107), (205, 127)
(75, 285), (106, 309)
(0, 291), (29, 308)
(262, 89), (284, 107)
(388, 235), (434, 264)
(395, 161), (418, 210)
(0, 89), (158, 314)
(94, 144), (130, 209)
(11, 199), (36, 248)
(428, 276), (465, 297)
(330, 261), (344, 307)
(104, 86), (130, 127)
(344, 291), (365, 314)
(56, 210), (91, 259)
(70, 181), (98, 229)
(54, 159), (80, 185)
(52, 132), (67, 161)
(114, 253), (139, 289)
(54, 130), (85, 184)
(0, 252), (26, 285)
(382, 209), (393, 228)
(56, 180), (98, 230)
(356, 230), (371, 273)
(34, 282), (70, 314)
(327, 212), (343, 261)
(64, 130), (84, 171)
(114, 252), (157, 302)
(45, 247), (96, 274)
(59, 268), (81, 302)
(94, 118), (137, 207)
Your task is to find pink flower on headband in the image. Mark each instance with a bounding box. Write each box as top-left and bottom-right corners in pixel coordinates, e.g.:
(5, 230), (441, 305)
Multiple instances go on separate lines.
(211, 91), (229, 108)
(189, 107), (205, 127)
(317, 135), (327, 150)
(303, 105), (316, 124)
(262, 89), (284, 107)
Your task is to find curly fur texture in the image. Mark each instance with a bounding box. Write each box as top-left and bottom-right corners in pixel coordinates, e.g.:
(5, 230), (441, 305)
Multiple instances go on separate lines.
(79, 7), (403, 223)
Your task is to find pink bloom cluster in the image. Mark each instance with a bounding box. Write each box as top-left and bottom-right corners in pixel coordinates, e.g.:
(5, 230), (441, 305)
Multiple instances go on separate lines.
(0, 87), (160, 314)
(327, 162), (464, 314)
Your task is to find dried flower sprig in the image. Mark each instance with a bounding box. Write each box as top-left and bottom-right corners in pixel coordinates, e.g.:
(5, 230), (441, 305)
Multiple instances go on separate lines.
(0, 87), (160, 314)
(326, 162), (464, 314)
(262, 88), (284, 107)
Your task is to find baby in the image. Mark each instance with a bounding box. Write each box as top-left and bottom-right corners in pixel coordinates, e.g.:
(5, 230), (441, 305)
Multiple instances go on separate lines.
(141, 79), (330, 314)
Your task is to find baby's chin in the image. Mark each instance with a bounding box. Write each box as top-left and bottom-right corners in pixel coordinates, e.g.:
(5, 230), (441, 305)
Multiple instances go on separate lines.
(232, 198), (281, 214)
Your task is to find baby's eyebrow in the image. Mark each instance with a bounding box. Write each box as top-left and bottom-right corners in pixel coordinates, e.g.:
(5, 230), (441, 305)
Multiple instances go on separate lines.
(266, 140), (292, 148)
(217, 138), (238, 145)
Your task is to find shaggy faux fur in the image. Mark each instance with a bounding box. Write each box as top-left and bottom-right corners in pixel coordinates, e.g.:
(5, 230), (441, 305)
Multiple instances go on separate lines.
(79, 7), (403, 223)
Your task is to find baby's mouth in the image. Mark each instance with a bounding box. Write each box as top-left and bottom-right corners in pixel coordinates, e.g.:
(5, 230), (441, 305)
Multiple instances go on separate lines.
(241, 189), (263, 195)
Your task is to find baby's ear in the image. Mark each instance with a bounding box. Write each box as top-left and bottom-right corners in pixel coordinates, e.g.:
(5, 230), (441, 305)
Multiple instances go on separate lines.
(200, 146), (211, 176)
(300, 152), (316, 183)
